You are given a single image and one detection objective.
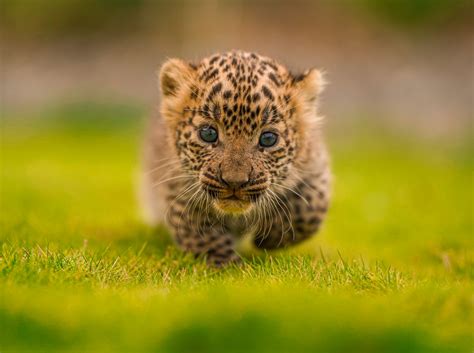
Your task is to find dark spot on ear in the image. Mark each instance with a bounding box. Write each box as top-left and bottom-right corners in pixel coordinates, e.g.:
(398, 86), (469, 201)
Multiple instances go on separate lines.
(161, 75), (178, 96)
(291, 71), (307, 84)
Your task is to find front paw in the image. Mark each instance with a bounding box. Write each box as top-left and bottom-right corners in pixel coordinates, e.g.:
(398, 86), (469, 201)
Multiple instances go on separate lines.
(206, 249), (241, 267)
(253, 235), (285, 250)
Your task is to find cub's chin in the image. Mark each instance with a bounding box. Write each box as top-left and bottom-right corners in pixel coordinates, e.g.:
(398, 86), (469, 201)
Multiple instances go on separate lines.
(213, 199), (253, 214)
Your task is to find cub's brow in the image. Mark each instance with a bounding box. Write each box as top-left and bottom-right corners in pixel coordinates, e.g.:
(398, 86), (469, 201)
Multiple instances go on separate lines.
(183, 108), (221, 121)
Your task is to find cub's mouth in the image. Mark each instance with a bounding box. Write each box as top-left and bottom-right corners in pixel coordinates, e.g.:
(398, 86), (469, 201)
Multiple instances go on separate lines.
(214, 198), (252, 214)
(202, 184), (264, 214)
(213, 190), (255, 214)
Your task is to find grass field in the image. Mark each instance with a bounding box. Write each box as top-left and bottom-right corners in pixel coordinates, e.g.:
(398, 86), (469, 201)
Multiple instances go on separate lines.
(1, 103), (472, 353)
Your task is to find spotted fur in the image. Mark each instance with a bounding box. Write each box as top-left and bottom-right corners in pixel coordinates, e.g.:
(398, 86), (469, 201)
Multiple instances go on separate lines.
(141, 51), (330, 266)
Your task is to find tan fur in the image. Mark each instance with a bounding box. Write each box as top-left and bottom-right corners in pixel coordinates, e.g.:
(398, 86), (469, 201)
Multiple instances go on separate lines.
(141, 51), (330, 266)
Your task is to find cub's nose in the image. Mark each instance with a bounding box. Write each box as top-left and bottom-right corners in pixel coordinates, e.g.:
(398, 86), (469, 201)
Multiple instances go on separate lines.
(220, 171), (249, 190)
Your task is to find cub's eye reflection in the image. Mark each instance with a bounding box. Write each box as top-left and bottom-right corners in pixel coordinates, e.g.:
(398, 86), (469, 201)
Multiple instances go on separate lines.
(259, 131), (278, 147)
(199, 126), (218, 143)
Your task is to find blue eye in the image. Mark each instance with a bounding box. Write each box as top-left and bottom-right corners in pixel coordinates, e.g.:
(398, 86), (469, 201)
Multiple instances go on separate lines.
(259, 131), (278, 147)
(199, 126), (218, 143)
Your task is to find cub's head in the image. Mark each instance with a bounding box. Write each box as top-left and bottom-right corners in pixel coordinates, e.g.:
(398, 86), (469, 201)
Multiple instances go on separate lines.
(159, 51), (325, 214)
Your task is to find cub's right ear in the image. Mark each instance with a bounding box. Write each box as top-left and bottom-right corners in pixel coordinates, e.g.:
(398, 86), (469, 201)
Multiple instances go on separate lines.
(158, 58), (196, 97)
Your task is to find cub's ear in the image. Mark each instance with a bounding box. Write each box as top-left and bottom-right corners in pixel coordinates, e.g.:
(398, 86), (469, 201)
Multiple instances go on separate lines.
(158, 58), (196, 97)
(292, 68), (326, 104)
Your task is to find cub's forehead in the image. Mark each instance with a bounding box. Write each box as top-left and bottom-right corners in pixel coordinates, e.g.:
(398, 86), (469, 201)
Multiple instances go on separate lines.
(195, 51), (291, 93)
(186, 52), (296, 134)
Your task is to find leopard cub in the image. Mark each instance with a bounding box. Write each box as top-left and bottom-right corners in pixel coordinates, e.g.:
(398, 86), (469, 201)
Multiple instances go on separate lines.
(141, 51), (330, 266)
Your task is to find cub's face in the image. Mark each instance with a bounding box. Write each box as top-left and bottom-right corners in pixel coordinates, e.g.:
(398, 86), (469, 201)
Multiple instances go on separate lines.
(159, 52), (324, 214)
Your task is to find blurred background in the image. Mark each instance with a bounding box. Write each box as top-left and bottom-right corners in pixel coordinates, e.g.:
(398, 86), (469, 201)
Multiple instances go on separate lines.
(2, 0), (473, 138)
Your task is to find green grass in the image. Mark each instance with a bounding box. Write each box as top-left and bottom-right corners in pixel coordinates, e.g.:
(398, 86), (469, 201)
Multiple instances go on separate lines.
(1, 103), (472, 353)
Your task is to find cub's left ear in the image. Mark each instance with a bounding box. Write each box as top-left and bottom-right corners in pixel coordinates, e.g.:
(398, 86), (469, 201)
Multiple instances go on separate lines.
(292, 68), (326, 104)
(158, 58), (196, 97)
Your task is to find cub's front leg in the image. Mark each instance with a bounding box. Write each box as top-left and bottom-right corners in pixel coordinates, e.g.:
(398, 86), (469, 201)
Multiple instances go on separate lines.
(167, 199), (239, 266)
(254, 171), (330, 249)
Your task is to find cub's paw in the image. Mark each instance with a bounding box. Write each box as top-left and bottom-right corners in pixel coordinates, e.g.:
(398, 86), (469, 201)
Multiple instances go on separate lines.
(253, 235), (285, 250)
(206, 249), (241, 267)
